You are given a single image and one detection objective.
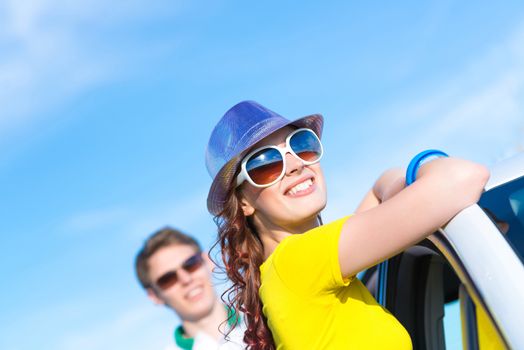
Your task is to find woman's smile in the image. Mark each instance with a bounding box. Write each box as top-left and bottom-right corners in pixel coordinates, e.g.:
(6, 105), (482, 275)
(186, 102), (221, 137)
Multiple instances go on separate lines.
(284, 177), (316, 197)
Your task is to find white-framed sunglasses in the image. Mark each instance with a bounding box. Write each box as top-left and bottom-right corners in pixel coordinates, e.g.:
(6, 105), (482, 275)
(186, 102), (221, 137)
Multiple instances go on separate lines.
(236, 128), (324, 188)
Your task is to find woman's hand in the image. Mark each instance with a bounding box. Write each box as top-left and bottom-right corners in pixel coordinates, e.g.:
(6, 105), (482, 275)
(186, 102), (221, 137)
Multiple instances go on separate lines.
(374, 168), (406, 202)
(355, 168), (406, 213)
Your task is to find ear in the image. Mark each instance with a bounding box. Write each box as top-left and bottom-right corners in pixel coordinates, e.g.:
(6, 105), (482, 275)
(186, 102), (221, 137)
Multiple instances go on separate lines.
(239, 196), (256, 216)
(146, 288), (165, 306)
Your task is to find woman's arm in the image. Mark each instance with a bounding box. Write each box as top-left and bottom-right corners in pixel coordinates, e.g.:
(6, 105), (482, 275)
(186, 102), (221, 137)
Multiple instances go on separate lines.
(338, 157), (490, 278)
(355, 168), (406, 213)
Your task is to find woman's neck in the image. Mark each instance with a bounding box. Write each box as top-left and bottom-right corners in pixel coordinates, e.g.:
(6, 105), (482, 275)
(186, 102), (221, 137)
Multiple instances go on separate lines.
(259, 215), (321, 260)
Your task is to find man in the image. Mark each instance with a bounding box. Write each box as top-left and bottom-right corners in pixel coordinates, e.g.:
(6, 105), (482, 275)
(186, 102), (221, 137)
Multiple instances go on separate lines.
(135, 227), (245, 350)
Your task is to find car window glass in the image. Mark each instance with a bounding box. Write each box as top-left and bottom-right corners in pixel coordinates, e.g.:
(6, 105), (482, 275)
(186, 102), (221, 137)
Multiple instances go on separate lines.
(381, 241), (508, 350)
(443, 299), (462, 349)
(442, 265), (506, 349)
(479, 175), (524, 264)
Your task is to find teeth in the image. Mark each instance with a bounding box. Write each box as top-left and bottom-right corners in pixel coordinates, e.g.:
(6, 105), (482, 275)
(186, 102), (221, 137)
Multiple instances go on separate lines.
(187, 287), (203, 299)
(288, 179), (313, 195)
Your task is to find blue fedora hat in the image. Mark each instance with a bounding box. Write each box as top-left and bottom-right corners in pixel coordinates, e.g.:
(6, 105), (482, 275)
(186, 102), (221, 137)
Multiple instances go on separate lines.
(205, 100), (323, 215)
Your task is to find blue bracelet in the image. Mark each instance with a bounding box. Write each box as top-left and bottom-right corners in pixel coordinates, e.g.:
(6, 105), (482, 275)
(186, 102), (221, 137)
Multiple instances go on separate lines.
(405, 149), (449, 186)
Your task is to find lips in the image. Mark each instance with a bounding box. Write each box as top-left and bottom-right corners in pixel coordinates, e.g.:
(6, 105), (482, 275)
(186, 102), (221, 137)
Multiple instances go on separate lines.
(284, 176), (315, 196)
(185, 286), (204, 301)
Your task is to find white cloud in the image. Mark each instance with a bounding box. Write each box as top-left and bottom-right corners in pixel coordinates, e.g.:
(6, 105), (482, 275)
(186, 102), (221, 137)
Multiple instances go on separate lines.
(0, 0), (178, 142)
(411, 25), (524, 159)
(123, 190), (212, 240)
(57, 304), (173, 350)
(325, 20), (524, 219)
(0, 298), (175, 350)
(0, 1), (101, 130)
(62, 207), (129, 233)
(59, 188), (217, 248)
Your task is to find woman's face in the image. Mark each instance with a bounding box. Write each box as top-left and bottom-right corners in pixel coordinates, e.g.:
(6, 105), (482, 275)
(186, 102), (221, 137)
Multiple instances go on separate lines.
(239, 126), (327, 232)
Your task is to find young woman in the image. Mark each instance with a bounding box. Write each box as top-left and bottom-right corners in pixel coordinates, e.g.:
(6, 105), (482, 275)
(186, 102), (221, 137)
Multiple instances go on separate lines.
(205, 101), (489, 350)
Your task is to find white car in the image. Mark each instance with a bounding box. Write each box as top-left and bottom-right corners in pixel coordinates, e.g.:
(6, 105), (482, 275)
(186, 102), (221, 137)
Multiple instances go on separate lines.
(363, 152), (524, 349)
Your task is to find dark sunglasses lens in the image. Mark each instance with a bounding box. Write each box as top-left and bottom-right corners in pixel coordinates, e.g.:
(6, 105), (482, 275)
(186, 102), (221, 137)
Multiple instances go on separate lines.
(246, 148), (284, 185)
(182, 253), (204, 273)
(155, 254), (203, 291)
(156, 271), (178, 290)
(290, 130), (322, 162)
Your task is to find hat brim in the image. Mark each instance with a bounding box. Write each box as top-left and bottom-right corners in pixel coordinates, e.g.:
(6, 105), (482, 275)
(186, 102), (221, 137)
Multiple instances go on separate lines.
(207, 113), (324, 216)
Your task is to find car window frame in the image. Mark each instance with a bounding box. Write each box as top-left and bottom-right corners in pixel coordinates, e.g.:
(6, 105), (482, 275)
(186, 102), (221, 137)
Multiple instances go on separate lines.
(375, 231), (509, 350)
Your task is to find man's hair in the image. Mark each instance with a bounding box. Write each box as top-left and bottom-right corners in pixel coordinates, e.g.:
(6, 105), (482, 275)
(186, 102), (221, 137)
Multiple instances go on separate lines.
(135, 226), (202, 289)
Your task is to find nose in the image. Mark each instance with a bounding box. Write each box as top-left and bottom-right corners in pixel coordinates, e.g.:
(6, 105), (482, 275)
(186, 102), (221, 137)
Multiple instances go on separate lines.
(176, 269), (194, 285)
(285, 152), (304, 176)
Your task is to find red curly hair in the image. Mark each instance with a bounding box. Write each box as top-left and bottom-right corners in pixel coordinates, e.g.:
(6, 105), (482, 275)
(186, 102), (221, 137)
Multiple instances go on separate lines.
(211, 185), (276, 350)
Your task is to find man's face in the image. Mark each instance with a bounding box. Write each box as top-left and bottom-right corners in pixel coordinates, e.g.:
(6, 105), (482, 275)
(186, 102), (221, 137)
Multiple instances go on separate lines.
(146, 244), (217, 322)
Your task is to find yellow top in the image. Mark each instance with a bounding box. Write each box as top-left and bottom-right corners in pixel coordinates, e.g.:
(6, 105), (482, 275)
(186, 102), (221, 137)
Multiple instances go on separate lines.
(259, 216), (412, 350)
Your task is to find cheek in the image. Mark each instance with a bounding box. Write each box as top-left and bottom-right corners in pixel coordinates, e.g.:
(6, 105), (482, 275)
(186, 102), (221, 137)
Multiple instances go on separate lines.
(254, 186), (283, 210)
(317, 174), (327, 196)
(194, 268), (212, 284)
(240, 184), (272, 212)
(162, 287), (185, 306)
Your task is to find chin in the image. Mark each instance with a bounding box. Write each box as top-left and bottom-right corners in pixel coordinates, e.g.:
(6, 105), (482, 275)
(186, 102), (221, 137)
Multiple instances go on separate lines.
(182, 297), (216, 322)
(302, 206), (325, 221)
(286, 202), (325, 224)
(297, 194), (326, 214)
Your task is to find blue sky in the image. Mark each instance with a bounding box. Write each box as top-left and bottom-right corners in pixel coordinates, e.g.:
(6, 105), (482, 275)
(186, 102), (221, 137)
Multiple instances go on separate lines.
(1, 1), (524, 349)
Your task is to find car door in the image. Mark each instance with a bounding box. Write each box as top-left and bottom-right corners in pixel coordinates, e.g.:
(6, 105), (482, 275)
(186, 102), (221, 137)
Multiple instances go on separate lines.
(368, 154), (524, 349)
(371, 238), (508, 350)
